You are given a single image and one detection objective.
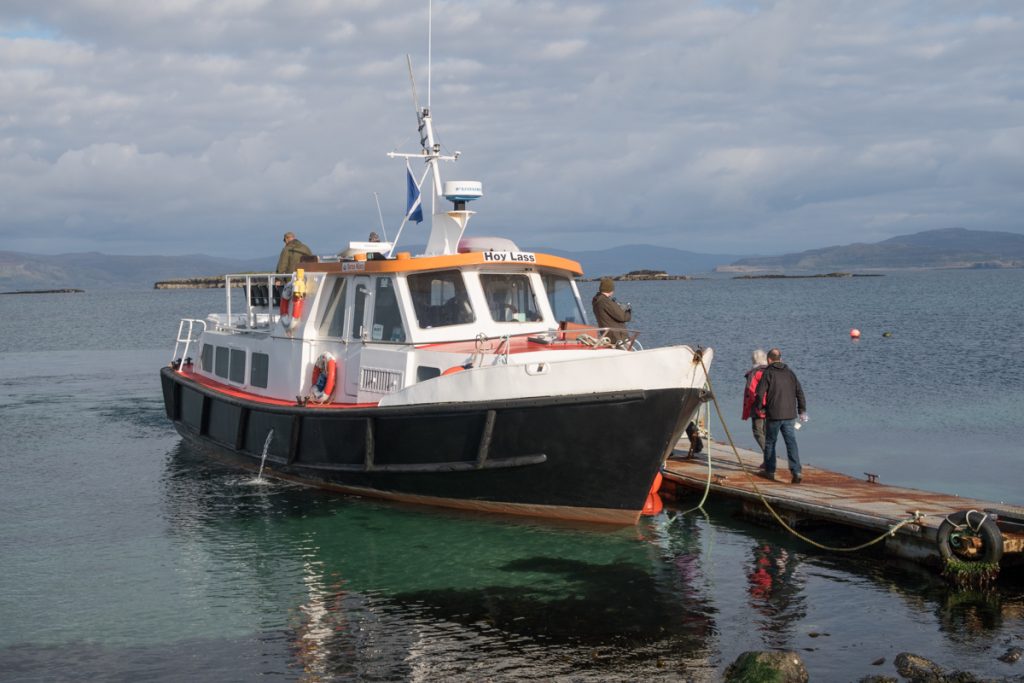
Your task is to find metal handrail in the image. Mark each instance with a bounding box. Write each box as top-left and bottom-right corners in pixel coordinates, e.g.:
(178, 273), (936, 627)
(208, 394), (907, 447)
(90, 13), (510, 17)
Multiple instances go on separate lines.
(173, 318), (207, 365)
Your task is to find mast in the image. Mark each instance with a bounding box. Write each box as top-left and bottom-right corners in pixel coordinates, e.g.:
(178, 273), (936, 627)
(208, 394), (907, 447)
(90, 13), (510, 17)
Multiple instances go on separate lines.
(386, 3), (480, 256)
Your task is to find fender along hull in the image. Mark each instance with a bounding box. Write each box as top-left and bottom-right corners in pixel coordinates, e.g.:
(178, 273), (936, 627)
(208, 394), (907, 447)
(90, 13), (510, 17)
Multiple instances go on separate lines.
(160, 367), (702, 524)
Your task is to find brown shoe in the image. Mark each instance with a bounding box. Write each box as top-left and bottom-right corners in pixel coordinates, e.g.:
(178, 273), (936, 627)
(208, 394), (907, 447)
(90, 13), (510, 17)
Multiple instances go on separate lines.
(756, 471), (776, 481)
(791, 474), (803, 484)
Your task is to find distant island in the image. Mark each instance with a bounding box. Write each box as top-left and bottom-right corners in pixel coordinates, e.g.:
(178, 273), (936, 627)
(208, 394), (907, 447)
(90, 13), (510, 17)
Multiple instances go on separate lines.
(587, 269), (694, 282)
(155, 277), (231, 289)
(733, 272), (883, 279)
(0, 288), (84, 295)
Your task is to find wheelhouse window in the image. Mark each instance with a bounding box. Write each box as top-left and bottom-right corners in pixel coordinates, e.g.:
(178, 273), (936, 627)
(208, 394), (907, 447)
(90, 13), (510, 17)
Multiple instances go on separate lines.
(481, 273), (541, 323)
(317, 277), (348, 338)
(542, 274), (586, 324)
(371, 277), (406, 342)
(408, 270), (475, 328)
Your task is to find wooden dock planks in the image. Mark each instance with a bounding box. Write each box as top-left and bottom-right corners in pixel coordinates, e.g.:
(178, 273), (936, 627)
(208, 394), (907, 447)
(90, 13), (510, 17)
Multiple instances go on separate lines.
(661, 439), (1024, 569)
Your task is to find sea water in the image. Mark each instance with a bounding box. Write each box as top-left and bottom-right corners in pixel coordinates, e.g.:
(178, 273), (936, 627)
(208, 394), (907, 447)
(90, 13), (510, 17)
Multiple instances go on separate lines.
(0, 269), (1022, 681)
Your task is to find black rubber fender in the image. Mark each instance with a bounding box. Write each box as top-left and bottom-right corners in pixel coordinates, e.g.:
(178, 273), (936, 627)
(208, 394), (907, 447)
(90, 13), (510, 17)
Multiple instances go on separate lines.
(936, 510), (1003, 564)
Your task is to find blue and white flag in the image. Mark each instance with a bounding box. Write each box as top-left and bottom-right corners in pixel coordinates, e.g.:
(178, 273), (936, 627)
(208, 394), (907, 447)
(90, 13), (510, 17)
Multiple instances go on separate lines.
(406, 161), (423, 224)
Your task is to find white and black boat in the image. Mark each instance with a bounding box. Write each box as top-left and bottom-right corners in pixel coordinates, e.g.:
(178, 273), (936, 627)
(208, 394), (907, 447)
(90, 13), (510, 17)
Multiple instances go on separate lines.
(160, 51), (712, 525)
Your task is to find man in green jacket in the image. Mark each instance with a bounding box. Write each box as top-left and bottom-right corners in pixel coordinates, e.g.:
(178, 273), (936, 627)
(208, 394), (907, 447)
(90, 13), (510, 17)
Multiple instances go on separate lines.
(591, 277), (632, 346)
(276, 231), (313, 273)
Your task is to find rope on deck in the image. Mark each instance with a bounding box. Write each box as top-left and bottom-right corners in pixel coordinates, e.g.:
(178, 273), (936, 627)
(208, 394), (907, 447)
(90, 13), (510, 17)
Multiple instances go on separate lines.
(686, 354), (925, 552)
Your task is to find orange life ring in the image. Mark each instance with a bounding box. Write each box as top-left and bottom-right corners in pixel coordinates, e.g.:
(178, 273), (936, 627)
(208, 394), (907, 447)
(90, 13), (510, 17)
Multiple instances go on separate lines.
(441, 365), (466, 376)
(310, 353), (337, 403)
(279, 282), (304, 331)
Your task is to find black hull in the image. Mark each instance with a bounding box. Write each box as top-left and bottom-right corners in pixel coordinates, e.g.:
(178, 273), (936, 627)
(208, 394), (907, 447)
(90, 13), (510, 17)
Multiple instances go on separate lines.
(160, 367), (702, 523)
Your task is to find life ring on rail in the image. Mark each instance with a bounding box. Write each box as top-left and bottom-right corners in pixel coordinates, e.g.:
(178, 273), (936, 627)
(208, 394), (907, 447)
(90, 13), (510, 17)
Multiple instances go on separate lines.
(441, 365), (467, 376)
(936, 509), (1003, 564)
(310, 353), (337, 403)
(279, 282), (304, 331)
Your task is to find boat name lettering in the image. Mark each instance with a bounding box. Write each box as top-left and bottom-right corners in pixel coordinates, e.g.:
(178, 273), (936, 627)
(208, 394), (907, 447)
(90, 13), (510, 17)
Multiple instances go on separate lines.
(483, 251), (536, 263)
(342, 262), (366, 272)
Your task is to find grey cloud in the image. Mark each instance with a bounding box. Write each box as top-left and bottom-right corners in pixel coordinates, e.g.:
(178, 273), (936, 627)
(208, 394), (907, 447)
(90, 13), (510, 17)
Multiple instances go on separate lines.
(0, 1), (1022, 257)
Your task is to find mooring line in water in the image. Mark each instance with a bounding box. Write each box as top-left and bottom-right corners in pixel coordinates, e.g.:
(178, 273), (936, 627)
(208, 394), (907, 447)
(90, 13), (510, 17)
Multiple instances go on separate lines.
(685, 355), (925, 552)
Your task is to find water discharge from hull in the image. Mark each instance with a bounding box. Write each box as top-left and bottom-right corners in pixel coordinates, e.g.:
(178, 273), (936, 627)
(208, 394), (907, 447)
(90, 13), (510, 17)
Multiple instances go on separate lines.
(252, 429), (274, 485)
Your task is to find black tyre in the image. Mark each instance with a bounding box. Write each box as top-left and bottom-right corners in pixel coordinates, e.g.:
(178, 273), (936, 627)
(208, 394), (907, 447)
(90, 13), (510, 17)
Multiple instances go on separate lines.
(936, 510), (1003, 564)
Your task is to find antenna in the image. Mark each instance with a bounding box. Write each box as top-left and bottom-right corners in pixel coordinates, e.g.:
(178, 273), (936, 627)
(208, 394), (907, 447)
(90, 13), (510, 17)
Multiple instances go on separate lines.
(406, 54), (420, 114)
(373, 192), (388, 242)
(427, 0), (432, 109)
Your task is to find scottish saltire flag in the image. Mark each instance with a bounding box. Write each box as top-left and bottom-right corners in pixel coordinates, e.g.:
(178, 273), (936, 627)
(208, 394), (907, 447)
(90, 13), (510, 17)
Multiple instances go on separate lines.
(406, 161), (423, 223)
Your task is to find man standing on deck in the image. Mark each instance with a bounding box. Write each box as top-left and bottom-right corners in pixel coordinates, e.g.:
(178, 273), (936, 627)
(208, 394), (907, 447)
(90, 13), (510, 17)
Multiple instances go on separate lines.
(591, 277), (631, 347)
(276, 231), (313, 274)
(755, 348), (808, 483)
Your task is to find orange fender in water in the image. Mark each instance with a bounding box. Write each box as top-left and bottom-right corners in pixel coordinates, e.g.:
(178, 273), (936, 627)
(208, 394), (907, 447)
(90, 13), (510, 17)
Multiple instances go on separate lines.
(641, 471), (664, 516)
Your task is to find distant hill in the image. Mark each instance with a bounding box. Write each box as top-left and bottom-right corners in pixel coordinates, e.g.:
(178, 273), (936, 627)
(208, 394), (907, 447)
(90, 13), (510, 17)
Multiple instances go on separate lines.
(720, 228), (1024, 272)
(540, 244), (741, 277)
(0, 243), (739, 291)
(0, 251), (272, 291)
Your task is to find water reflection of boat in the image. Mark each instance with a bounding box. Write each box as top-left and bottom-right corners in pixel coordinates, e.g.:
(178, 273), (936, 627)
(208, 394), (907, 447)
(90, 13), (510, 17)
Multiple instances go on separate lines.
(160, 446), (717, 679)
(159, 23), (711, 524)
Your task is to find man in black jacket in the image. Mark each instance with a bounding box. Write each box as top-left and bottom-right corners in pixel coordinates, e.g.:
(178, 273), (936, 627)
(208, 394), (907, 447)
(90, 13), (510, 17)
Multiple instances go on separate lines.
(754, 348), (808, 483)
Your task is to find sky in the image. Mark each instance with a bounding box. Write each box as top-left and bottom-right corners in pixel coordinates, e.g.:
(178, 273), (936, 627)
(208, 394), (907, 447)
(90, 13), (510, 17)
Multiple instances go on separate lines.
(1, 1), (1022, 259)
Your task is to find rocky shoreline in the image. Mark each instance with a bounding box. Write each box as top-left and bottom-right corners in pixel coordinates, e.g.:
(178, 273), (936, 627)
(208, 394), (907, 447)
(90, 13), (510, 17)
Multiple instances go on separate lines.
(723, 648), (1023, 682)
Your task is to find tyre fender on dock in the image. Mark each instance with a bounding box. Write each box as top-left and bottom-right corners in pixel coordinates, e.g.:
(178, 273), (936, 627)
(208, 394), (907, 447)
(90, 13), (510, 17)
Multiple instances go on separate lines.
(936, 509), (1003, 565)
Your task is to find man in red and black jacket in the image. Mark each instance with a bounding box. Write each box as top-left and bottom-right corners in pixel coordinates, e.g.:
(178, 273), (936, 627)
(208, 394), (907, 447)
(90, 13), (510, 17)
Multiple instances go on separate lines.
(742, 349), (769, 459)
(755, 348), (808, 483)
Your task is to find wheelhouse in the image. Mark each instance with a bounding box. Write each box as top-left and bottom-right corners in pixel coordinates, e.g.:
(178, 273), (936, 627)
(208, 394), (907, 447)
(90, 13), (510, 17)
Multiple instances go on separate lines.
(177, 242), (593, 405)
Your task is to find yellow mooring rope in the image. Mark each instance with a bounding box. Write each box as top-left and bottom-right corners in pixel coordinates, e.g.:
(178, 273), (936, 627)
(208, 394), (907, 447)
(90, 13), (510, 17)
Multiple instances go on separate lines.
(675, 354), (925, 552)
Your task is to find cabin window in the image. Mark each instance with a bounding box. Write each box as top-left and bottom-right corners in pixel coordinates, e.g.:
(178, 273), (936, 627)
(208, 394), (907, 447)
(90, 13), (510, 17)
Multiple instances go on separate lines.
(250, 352), (269, 388)
(542, 274), (586, 324)
(407, 270), (475, 328)
(351, 281), (370, 339)
(201, 344), (214, 372)
(229, 348), (246, 384)
(371, 277), (407, 342)
(417, 366), (441, 381)
(481, 274), (542, 322)
(317, 277), (348, 338)
(214, 346), (229, 378)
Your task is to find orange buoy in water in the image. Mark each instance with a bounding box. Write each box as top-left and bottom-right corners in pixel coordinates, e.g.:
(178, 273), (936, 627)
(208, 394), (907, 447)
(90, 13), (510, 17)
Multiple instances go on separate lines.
(641, 471), (664, 516)
(850, 328), (861, 339)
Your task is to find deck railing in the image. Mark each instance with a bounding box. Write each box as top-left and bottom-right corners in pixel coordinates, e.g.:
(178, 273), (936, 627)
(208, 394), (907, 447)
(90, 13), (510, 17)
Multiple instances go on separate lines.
(222, 273), (281, 331)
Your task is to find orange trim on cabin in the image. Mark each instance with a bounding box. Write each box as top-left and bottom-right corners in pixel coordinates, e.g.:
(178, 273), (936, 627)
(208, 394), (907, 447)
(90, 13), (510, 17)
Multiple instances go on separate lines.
(178, 367), (378, 409)
(303, 251), (583, 277)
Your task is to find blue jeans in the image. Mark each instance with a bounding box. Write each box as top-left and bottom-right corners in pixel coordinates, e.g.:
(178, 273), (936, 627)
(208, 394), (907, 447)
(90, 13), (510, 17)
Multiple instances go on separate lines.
(764, 419), (800, 476)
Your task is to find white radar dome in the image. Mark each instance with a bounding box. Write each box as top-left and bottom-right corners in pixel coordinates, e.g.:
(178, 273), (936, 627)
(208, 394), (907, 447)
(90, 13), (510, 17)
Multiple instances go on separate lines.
(443, 181), (483, 203)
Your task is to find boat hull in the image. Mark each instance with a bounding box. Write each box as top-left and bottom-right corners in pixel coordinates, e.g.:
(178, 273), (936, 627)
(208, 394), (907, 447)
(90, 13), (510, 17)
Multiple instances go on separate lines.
(160, 366), (703, 524)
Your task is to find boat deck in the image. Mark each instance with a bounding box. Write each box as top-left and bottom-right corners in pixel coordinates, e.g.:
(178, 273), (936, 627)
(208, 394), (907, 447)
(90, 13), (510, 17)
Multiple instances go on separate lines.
(660, 439), (1024, 571)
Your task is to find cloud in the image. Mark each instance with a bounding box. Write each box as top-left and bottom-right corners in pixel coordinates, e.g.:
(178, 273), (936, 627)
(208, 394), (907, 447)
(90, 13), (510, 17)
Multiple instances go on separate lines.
(0, 0), (1022, 257)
